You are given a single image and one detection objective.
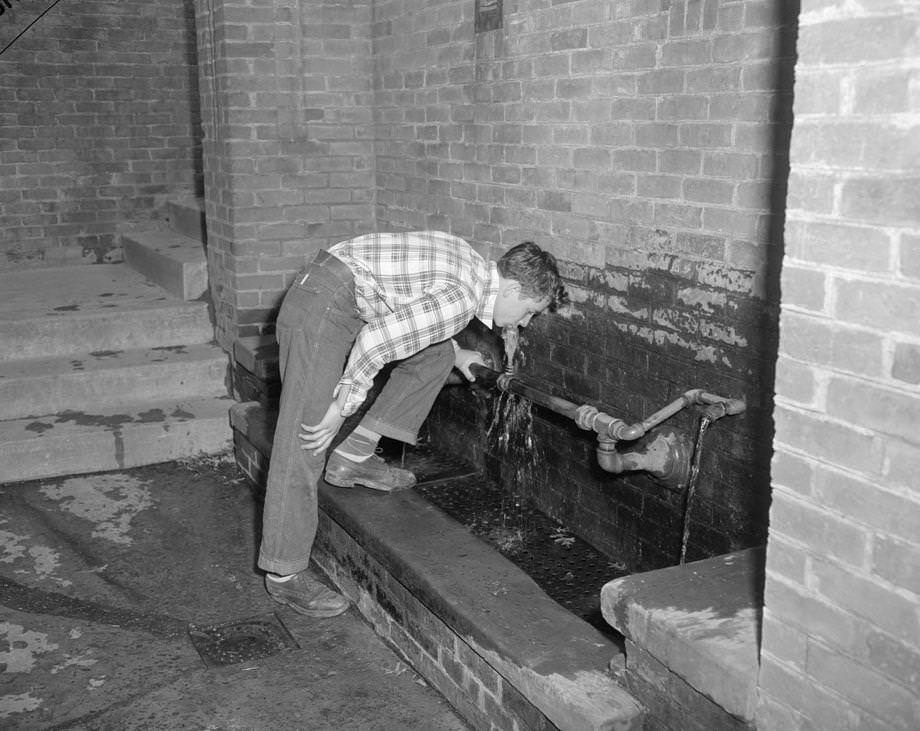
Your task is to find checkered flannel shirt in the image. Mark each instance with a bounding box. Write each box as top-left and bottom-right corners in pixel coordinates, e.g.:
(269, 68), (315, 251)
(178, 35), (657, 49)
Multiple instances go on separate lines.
(328, 231), (499, 416)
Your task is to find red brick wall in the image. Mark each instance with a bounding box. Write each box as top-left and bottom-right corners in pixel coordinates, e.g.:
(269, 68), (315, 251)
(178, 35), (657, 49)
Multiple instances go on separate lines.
(758, 2), (920, 729)
(0, 0), (201, 268)
(375, 0), (795, 569)
(195, 0), (376, 349)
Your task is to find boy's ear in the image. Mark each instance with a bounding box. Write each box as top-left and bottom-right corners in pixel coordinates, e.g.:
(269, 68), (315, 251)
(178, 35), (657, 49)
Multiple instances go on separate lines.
(502, 281), (522, 298)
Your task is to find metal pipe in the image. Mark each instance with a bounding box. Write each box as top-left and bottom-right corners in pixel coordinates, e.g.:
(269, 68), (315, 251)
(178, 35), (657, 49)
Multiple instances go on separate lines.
(469, 364), (746, 441)
(497, 371), (584, 422)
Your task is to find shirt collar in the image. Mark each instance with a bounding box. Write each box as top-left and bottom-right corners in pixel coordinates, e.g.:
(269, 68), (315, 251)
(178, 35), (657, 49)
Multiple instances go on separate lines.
(476, 262), (500, 328)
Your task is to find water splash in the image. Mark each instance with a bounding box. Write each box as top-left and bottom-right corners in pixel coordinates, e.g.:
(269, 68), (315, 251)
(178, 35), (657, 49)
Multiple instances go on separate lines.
(486, 390), (539, 530)
(481, 326), (541, 535)
(679, 414), (713, 564)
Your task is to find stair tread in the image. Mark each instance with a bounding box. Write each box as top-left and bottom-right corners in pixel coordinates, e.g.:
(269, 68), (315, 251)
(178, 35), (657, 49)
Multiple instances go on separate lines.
(0, 394), (233, 435)
(0, 342), (225, 379)
(0, 263), (207, 323)
(0, 264), (213, 361)
(0, 343), (228, 420)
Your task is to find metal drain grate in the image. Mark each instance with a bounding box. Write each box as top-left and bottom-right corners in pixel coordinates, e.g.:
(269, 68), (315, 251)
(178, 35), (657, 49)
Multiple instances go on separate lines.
(379, 442), (628, 639)
(188, 612), (299, 667)
(379, 439), (480, 485)
(414, 471), (629, 639)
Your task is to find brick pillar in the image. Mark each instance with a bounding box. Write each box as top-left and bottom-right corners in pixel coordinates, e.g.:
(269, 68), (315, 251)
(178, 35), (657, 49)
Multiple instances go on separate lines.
(194, 0), (375, 350)
(758, 2), (920, 729)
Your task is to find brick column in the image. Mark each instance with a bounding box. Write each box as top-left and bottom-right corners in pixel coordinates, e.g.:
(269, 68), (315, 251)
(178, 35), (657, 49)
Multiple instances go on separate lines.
(194, 0), (375, 350)
(759, 2), (920, 729)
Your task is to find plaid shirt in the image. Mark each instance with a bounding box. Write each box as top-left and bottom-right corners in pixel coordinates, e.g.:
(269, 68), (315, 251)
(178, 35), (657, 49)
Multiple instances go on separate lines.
(329, 231), (499, 416)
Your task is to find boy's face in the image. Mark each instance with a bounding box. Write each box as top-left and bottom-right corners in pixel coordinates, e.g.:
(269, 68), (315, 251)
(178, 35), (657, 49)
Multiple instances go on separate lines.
(493, 283), (551, 329)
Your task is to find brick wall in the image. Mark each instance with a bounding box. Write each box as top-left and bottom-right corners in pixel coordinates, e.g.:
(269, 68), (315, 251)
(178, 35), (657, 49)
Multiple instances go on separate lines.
(757, 2), (920, 729)
(375, 0), (795, 570)
(0, 0), (201, 268)
(196, 0), (791, 569)
(194, 0), (376, 350)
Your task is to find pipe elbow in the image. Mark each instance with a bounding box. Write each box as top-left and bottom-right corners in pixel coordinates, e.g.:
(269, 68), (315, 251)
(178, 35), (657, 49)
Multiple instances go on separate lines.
(596, 437), (621, 473)
(595, 437), (655, 473)
(682, 388), (706, 405)
(724, 398), (746, 416)
(592, 412), (645, 441)
(617, 423), (646, 441)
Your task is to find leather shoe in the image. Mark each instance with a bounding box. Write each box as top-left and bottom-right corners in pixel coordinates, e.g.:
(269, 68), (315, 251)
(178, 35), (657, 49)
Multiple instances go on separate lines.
(324, 452), (416, 492)
(265, 572), (348, 617)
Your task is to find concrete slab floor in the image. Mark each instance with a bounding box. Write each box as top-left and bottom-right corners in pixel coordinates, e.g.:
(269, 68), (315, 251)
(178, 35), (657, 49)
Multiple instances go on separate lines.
(0, 455), (469, 730)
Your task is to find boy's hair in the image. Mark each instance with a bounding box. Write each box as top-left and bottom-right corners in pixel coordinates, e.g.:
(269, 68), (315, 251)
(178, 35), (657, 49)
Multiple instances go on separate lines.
(497, 241), (567, 311)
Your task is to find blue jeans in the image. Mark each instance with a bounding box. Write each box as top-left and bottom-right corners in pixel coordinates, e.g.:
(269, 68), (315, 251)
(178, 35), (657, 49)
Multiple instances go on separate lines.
(257, 250), (455, 576)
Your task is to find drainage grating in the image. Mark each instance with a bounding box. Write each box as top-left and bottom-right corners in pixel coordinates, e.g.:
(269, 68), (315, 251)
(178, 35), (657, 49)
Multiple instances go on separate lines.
(381, 439), (629, 640)
(415, 477), (628, 638)
(188, 612), (299, 668)
(386, 443), (629, 640)
(379, 439), (480, 485)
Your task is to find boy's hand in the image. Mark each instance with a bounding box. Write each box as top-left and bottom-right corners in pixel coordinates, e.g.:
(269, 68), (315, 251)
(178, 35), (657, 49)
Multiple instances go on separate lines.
(300, 392), (347, 454)
(454, 347), (486, 381)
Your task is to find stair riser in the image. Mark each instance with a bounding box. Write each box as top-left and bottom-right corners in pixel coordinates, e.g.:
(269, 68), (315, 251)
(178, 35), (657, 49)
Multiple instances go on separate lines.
(0, 309), (214, 362)
(123, 237), (208, 301)
(1, 416), (231, 484)
(0, 359), (228, 420)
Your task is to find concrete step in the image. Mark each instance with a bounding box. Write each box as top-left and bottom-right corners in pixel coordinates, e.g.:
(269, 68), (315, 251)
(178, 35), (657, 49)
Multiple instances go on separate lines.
(0, 262), (230, 482)
(601, 547), (764, 725)
(0, 264), (214, 361)
(122, 227), (208, 301)
(0, 343), (229, 421)
(166, 192), (206, 243)
(0, 395), (233, 484)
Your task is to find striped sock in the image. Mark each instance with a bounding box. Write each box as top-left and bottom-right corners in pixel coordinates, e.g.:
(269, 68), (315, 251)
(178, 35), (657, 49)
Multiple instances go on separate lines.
(333, 424), (381, 462)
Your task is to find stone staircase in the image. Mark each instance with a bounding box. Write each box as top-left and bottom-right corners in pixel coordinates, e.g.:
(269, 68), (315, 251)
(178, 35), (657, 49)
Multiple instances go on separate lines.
(0, 195), (232, 485)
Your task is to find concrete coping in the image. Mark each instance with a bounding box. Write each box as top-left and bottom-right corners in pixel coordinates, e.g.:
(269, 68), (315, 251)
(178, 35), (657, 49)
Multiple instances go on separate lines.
(233, 335), (279, 381)
(600, 546), (764, 721)
(318, 480), (643, 730)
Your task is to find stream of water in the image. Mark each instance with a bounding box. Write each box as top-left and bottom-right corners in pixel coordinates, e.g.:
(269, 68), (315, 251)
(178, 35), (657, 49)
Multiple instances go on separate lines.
(679, 414), (713, 564)
(501, 325), (519, 373)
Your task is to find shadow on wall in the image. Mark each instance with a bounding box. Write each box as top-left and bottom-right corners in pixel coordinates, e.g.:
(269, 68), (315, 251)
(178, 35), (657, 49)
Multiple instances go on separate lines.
(183, 0), (204, 197)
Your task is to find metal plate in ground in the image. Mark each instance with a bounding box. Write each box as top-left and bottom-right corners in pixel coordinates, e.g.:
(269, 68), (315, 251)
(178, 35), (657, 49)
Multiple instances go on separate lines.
(188, 612), (299, 668)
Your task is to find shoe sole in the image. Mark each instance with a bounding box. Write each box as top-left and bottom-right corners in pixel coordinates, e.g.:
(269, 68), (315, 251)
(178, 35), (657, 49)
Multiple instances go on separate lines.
(268, 593), (349, 618)
(324, 472), (414, 493)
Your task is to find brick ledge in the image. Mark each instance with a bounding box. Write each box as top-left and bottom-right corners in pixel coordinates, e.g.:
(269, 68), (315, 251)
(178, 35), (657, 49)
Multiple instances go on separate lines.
(600, 547), (763, 723)
(317, 481), (643, 730)
(230, 400), (643, 730)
